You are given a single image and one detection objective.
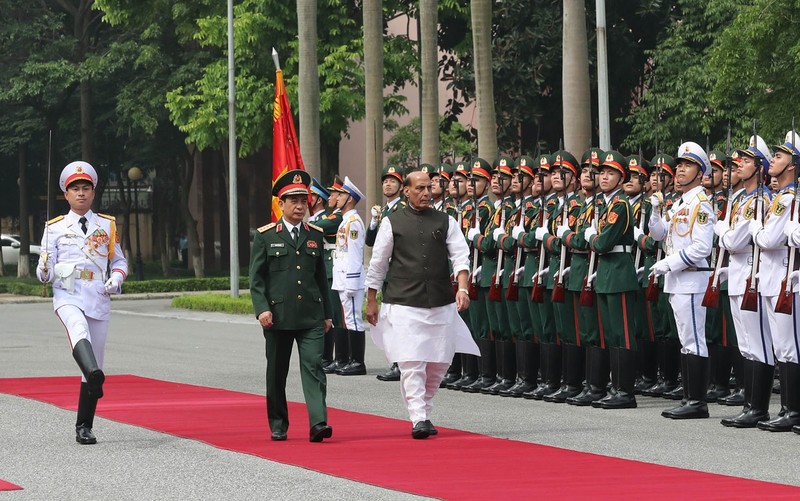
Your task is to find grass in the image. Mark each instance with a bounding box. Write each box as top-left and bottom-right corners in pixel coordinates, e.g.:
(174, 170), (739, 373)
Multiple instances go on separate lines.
(171, 293), (254, 315)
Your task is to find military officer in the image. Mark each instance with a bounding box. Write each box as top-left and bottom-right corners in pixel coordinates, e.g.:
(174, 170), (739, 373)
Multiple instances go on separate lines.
(249, 169), (333, 442)
(36, 161), (128, 445)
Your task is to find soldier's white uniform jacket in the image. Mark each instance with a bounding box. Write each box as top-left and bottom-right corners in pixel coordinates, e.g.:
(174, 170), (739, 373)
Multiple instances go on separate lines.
(719, 187), (773, 295)
(649, 185), (715, 293)
(36, 210), (127, 321)
(332, 208), (365, 292)
(752, 183), (793, 296)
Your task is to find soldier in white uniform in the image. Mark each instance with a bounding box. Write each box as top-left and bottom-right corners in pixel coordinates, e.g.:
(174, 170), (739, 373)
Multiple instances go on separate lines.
(36, 161), (127, 445)
(649, 142), (716, 420)
(715, 136), (775, 428)
(331, 176), (367, 376)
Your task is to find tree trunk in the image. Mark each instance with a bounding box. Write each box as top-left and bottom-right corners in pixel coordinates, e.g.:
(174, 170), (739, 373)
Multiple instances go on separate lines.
(420, 0), (439, 165)
(17, 143), (31, 278)
(364, 0), (384, 211)
(562, 0), (591, 155)
(298, 0), (321, 179)
(180, 147), (203, 278)
(470, 0), (497, 161)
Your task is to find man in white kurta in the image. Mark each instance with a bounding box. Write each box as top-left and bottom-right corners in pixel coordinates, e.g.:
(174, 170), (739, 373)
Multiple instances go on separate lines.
(366, 172), (478, 439)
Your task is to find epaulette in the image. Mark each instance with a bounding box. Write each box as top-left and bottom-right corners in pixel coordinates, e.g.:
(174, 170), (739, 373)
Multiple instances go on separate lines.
(349, 214), (358, 222)
(570, 199), (580, 208)
(257, 223), (276, 233)
(97, 213), (116, 221)
(697, 192), (709, 203)
(308, 223), (323, 232)
(611, 195), (620, 204)
(46, 215), (65, 225)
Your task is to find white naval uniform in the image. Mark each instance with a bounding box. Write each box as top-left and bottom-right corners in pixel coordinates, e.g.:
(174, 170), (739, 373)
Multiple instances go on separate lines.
(366, 214), (478, 424)
(719, 188), (774, 364)
(753, 183), (799, 363)
(649, 185), (715, 357)
(332, 209), (365, 331)
(36, 210), (127, 375)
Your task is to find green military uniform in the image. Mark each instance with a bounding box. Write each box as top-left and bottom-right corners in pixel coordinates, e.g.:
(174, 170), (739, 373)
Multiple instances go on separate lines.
(249, 170), (333, 440)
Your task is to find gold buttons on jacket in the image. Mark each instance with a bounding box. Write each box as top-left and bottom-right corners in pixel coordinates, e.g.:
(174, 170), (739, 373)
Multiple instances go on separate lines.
(297, 295), (302, 300)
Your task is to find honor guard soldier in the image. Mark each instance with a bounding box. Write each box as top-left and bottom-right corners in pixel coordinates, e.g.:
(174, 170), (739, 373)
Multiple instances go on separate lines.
(752, 130), (800, 432)
(370, 164), (407, 382)
(332, 176), (368, 376)
(649, 142), (716, 419)
(583, 150), (639, 409)
(249, 169), (334, 442)
(37, 161), (128, 445)
(438, 162), (457, 215)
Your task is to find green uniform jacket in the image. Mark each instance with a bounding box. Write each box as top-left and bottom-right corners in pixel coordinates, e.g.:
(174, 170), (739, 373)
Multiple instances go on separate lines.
(463, 195), (493, 275)
(543, 193), (582, 289)
(563, 194), (597, 292)
(475, 197), (515, 288)
(366, 198), (406, 246)
(515, 196), (542, 288)
(311, 208), (342, 279)
(249, 221), (333, 329)
(637, 191), (678, 288)
(520, 194), (558, 286)
(588, 191), (639, 293)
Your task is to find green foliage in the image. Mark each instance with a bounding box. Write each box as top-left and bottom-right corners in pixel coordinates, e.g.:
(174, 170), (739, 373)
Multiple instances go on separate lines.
(0, 275), (247, 296)
(171, 292), (254, 315)
(385, 116), (473, 168)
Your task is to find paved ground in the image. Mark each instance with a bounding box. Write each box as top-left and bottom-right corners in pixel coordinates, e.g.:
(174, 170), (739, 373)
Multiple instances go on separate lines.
(1, 296), (799, 500)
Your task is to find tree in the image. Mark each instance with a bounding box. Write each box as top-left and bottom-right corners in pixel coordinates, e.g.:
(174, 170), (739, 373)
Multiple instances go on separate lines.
(419, 0), (439, 165)
(470, 0), (497, 160)
(297, 0), (321, 177)
(562, 0), (591, 155)
(385, 116), (472, 168)
(364, 0), (384, 210)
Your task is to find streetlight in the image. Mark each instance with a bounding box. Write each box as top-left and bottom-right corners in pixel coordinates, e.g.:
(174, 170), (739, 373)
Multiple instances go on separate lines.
(127, 166), (144, 281)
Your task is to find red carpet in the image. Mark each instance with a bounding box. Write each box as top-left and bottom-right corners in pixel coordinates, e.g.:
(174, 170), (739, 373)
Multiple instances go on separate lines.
(0, 479), (22, 491)
(2, 375), (799, 500)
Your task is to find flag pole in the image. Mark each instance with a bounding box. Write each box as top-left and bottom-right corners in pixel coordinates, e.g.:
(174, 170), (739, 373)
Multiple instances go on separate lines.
(227, 0), (239, 298)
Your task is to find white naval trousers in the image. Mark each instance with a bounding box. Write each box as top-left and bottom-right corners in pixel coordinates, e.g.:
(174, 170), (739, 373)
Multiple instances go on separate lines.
(729, 294), (774, 365)
(398, 361), (450, 425)
(56, 304), (109, 379)
(764, 295), (800, 364)
(338, 290), (364, 331)
(668, 293), (708, 357)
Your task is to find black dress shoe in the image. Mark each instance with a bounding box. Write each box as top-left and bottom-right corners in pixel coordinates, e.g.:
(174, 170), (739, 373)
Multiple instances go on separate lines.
(793, 424), (800, 435)
(323, 360), (346, 374)
(662, 401), (709, 419)
(336, 361), (367, 376)
(412, 422), (430, 439)
(309, 423), (333, 442)
(720, 409), (769, 428)
(442, 372), (461, 385)
(424, 420), (438, 435)
(447, 375), (476, 390)
(75, 425), (97, 445)
(271, 431), (287, 441)
(461, 376), (496, 393)
(705, 384), (730, 403)
(598, 391), (637, 409)
(718, 387), (745, 406)
(376, 363), (401, 381)
(663, 384), (684, 400)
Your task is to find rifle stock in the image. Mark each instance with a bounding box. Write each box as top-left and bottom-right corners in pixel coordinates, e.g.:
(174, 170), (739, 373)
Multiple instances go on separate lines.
(506, 209), (524, 301)
(776, 123), (798, 315)
(531, 174), (548, 303)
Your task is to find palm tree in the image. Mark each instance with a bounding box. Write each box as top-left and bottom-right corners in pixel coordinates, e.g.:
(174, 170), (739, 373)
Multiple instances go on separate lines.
(420, 0), (439, 165)
(470, 0), (497, 161)
(562, 0), (591, 155)
(297, 0), (321, 178)
(364, 0), (383, 209)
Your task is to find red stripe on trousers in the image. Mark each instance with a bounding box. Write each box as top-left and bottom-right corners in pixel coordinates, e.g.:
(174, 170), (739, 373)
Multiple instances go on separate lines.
(597, 301), (605, 349)
(622, 294), (631, 350)
(573, 298), (581, 346)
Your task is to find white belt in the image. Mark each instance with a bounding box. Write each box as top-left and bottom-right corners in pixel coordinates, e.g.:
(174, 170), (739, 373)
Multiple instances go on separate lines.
(323, 243), (336, 251)
(608, 245), (632, 253)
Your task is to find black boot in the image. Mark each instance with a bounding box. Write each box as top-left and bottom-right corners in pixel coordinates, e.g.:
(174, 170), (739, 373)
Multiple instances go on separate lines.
(705, 344), (731, 402)
(441, 354), (463, 387)
(533, 343), (562, 400)
(593, 347), (618, 408)
(524, 342), (552, 399)
(642, 340), (679, 397)
(569, 346), (608, 406)
(599, 348), (637, 409)
(520, 342), (543, 399)
(448, 354), (478, 390)
(481, 339), (506, 395)
(758, 362), (800, 432)
(545, 344), (584, 403)
(720, 347), (746, 405)
(722, 359), (772, 428)
(336, 331), (367, 375)
(773, 364), (781, 394)
(72, 339), (104, 398)
(634, 340), (658, 394)
(321, 325), (335, 368)
(463, 339), (496, 393)
(325, 328), (350, 374)
(75, 382), (98, 444)
(663, 354), (710, 419)
(501, 340), (535, 397)
(662, 342), (685, 400)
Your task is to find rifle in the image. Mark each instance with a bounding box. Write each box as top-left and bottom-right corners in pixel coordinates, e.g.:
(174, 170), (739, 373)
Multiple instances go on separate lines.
(488, 175), (508, 302)
(531, 169), (549, 303)
(552, 153), (568, 303)
(41, 130), (53, 297)
(645, 155), (664, 301)
(776, 122), (798, 314)
(451, 175), (463, 296)
(633, 148), (646, 272)
(703, 123), (732, 308)
(506, 189), (524, 301)
(742, 121), (762, 311)
(468, 176), (480, 300)
(579, 168), (599, 306)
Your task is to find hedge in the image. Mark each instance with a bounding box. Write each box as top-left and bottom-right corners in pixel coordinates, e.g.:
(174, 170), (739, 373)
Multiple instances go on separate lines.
(171, 293), (254, 315)
(0, 276), (248, 297)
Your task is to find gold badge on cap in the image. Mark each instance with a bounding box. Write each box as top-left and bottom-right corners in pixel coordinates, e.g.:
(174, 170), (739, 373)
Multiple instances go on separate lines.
(293, 174), (302, 184)
(709, 153), (717, 161)
(473, 161), (481, 169)
(499, 158), (507, 166)
(591, 151), (598, 160)
(76, 166), (83, 173)
(520, 159), (527, 166)
(684, 145), (691, 153)
(540, 157), (547, 165)
(629, 158), (638, 167)
(606, 153), (614, 162)
(556, 155), (562, 162)
(388, 167), (396, 173)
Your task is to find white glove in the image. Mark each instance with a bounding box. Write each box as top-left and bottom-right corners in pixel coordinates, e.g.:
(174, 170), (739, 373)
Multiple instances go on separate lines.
(559, 266), (571, 280)
(467, 227), (481, 242)
(492, 228), (505, 242)
(36, 254), (52, 283)
(104, 272), (124, 294)
(649, 194), (662, 210)
(636, 266), (644, 281)
(534, 226), (548, 241)
(514, 266), (525, 280)
(784, 220), (800, 242)
(473, 265), (482, 281)
(790, 270), (800, 285)
(556, 225), (570, 239)
(584, 226), (597, 240)
(651, 259), (670, 277)
(633, 226), (644, 241)
(586, 271), (597, 286)
(370, 206), (380, 218)
(748, 218), (763, 238)
(532, 266), (549, 284)
(717, 267), (729, 283)
(511, 226), (525, 240)
(714, 220), (730, 238)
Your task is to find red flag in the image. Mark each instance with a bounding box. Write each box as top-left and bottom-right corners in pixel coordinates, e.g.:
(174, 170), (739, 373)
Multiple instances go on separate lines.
(271, 68), (305, 222)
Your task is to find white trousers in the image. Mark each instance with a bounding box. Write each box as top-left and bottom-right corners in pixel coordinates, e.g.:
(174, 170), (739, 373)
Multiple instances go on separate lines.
(338, 290), (364, 331)
(764, 295), (800, 364)
(56, 305), (109, 380)
(730, 294), (774, 365)
(398, 361), (450, 425)
(668, 293), (708, 357)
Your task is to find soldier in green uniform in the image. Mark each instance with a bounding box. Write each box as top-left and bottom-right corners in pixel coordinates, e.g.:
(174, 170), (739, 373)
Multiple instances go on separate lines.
(249, 169), (334, 442)
(584, 150), (640, 409)
(308, 178), (336, 369)
(369, 165), (408, 382)
(462, 159), (496, 393)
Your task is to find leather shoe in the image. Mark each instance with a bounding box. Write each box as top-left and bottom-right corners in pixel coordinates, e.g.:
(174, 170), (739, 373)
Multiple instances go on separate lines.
(424, 420), (438, 436)
(377, 363), (401, 381)
(271, 431), (287, 441)
(336, 361), (367, 376)
(309, 423), (333, 442)
(76, 425), (97, 445)
(412, 421), (430, 439)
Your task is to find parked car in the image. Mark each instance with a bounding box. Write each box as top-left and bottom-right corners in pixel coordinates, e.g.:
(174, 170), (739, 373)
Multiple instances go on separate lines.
(1, 234), (42, 269)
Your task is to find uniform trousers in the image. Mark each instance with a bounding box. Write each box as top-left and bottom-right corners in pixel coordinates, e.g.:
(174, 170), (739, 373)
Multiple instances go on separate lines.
(469, 288), (490, 340)
(398, 361), (450, 424)
(667, 293), (708, 357)
(516, 288), (536, 341)
(597, 291), (637, 350)
(537, 292), (558, 344)
(574, 292), (602, 347)
(730, 294), (774, 365)
(56, 305), (109, 379)
(707, 291), (737, 348)
(765, 295), (800, 364)
(554, 293), (579, 345)
(338, 290), (364, 331)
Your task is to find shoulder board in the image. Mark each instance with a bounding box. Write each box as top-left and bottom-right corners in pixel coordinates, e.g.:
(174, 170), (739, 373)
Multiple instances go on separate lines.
(307, 223), (323, 232)
(570, 199), (580, 208)
(349, 215), (358, 222)
(525, 201), (534, 209)
(611, 196), (620, 204)
(697, 193), (709, 202)
(546, 198), (558, 206)
(257, 223), (276, 233)
(47, 215), (65, 225)
(97, 213), (116, 221)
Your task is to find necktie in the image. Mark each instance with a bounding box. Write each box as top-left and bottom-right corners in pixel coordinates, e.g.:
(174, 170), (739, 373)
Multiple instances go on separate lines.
(292, 227), (299, 242)
(79, 216), (88, 235)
